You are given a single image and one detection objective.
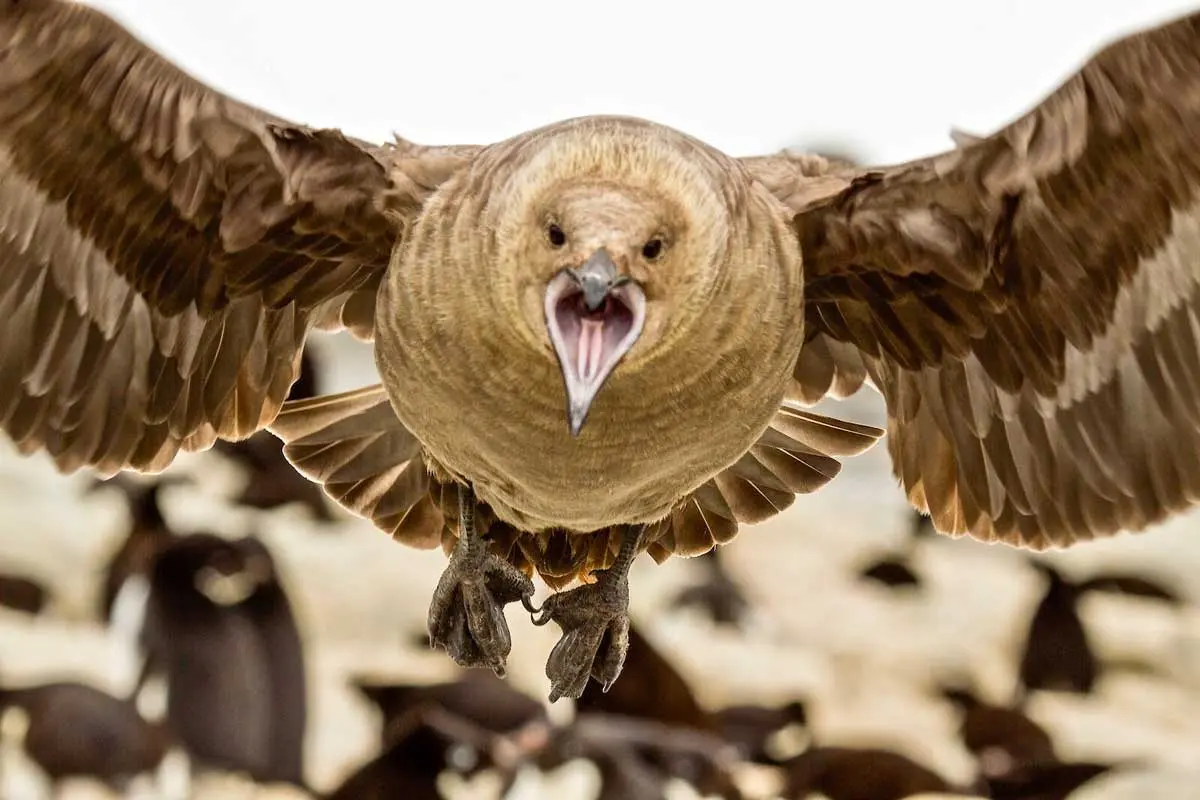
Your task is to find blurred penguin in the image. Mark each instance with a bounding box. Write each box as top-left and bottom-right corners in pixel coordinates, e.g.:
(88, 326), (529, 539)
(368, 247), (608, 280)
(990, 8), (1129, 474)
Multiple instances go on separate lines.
(138, 532), (310, 790)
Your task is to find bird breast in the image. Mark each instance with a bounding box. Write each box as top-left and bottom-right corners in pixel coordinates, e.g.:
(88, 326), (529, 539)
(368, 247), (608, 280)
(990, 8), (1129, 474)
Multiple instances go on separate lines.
(375, 184), (804, 534)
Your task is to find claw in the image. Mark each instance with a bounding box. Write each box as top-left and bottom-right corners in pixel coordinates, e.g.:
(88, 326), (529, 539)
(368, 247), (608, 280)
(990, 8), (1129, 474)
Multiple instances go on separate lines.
(535, 525), (644, 702)
(426, 484), (535, 677)
(530, 603), (554, 627)
(521, 594), (543, 616)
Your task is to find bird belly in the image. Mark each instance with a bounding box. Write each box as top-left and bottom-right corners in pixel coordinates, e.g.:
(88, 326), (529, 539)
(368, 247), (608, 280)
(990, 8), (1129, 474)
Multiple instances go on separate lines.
(380, 343), (788, 534)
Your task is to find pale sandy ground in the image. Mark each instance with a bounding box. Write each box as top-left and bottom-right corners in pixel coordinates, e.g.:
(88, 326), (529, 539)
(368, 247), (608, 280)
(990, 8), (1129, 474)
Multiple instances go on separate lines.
(0, 331), (1198, 799)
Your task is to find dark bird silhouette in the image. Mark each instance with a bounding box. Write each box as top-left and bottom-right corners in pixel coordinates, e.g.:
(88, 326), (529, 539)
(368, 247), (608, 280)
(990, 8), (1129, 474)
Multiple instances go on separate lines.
(777, 746), (956, 800)
(210, 349), (335, 522)
(0, 680), (170, 794)
(983, 761), (1115, 800)
(856, 557), (922, 591)
(88, 474), (185, 622)
(853, 509), (934, 592)
(668, 548), (751, 627)
(138, 532), (309, 789)
(326, 703), (533, 800)
(1074, 572), (1185, 606)
(538, 712), (743, 800)
(9, 3), (1200, 700)
(0, 573), (48, 615)
(234, 534), (308, 785)
(712, 699), (808, 765)
(354, 669), (549, 752)
(942, 686), (1056, 782)
(576, 624), (714, 732)
(1017, 562), (1098, 699)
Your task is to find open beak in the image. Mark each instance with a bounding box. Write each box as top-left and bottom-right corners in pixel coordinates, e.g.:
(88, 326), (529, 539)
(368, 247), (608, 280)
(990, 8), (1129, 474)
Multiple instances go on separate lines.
(544, 249), (646, 437)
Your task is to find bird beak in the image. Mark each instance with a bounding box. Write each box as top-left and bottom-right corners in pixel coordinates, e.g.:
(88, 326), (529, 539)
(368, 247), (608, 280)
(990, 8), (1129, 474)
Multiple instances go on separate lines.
(544, 249), (646, 437)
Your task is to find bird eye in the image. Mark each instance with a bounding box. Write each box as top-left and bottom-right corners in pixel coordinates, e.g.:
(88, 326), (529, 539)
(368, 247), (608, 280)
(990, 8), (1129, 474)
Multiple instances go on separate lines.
(546, 223), (566, 248)
(641, 238), (664, 260)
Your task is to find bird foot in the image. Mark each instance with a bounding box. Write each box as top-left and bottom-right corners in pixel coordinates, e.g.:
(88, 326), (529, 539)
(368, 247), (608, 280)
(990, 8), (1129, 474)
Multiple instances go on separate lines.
(531, 550), (636, 702)
(427, 548), (534, 677)
(427, 487), (535, 678)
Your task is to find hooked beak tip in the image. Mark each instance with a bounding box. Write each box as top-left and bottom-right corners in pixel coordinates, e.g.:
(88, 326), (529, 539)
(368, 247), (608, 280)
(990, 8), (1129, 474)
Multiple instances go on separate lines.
(568, 407), (588, 437)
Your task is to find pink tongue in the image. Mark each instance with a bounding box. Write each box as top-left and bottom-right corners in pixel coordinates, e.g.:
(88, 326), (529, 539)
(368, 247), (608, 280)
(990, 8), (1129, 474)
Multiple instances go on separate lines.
(576, 318), (606, 382)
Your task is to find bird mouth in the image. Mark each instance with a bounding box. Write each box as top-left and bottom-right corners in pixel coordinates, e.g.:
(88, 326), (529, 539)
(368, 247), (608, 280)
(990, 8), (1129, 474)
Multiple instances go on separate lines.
(544, 249), (646, 437)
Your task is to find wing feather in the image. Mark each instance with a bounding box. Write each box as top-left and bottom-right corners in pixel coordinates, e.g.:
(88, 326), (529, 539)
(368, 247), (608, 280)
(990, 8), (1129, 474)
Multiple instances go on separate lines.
(746, 10), (1200, 548)
(0, 1), (477, 474)
(649, 406), (883, 558)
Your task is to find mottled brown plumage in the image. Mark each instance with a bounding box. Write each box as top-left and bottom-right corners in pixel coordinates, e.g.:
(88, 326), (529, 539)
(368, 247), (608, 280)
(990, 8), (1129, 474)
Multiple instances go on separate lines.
(5, 1), (1200, 696)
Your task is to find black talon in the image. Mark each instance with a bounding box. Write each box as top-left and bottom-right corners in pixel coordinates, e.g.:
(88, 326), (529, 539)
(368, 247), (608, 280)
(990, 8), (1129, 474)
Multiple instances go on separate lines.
(426, 484), (536, 677)
(521, 594), (542, 616)
(535, 524), (644, 702)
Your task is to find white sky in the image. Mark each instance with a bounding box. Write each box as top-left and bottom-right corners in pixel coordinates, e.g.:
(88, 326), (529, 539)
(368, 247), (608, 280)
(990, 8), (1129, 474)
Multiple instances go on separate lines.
(88, 0), (1196, 164)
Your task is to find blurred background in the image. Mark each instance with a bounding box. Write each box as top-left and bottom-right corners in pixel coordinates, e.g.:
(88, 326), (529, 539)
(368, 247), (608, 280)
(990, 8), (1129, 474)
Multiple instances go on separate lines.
(1, 1), (1199, 798)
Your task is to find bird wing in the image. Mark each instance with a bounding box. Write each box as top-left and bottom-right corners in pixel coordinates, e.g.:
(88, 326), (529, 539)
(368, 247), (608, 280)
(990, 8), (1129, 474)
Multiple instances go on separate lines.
(742, 10), (1200, 548)
(647, 406), (882, 559)
(0, 0), (477, 476)
(267, 385), (450, 550)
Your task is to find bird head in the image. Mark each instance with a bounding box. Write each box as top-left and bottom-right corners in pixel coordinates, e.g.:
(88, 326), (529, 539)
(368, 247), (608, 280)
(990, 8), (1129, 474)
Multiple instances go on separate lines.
(489, 117), (737, 437)
(539, 188), (663, 438)
(172, 534), (276, 607)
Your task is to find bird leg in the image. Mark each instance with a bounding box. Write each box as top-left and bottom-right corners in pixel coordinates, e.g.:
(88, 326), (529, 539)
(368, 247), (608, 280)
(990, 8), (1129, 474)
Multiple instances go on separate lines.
(427, 484), (535, 677)
(531, 524), (644, 702)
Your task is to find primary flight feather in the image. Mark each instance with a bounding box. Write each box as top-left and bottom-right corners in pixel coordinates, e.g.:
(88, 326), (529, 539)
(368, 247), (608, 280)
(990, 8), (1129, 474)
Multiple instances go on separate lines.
(3, 0), (1200, 700)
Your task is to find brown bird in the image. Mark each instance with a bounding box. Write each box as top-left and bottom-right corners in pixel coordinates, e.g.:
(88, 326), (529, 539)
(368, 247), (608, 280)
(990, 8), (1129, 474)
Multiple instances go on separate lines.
(326, 702), (535, 800)
(711, 699), (808, 765)
(351, 671), (549, 797)
(0, 679), (172, 794)
(940, 686), (1057, 782)
(776, 746), (958, 800)
(5, 2), (1200, 701)
(352, 669), (549, 751)
(538, 713), (744, 800)
(983, 760), (1116, 800)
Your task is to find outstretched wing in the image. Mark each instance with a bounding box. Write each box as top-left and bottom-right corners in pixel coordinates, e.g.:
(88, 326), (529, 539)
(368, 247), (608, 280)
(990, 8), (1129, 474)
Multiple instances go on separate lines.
(745, 11), (1200, 548)
(0, 0), (476, 476)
